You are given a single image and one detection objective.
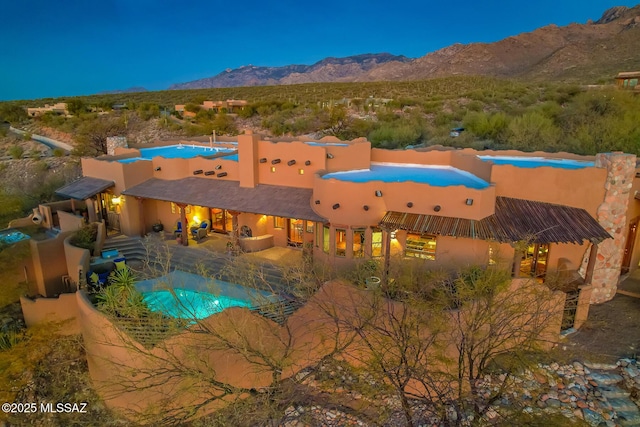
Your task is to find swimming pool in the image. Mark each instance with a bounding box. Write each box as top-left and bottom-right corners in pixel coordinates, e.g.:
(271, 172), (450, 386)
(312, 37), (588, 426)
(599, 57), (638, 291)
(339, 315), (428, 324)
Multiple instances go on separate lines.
(0, 229), (30, 245)
(136, 270), (281, 320)
(119, 144), (236, 163)
(478, 155), (594, 170)
(322, 163), (490, 189)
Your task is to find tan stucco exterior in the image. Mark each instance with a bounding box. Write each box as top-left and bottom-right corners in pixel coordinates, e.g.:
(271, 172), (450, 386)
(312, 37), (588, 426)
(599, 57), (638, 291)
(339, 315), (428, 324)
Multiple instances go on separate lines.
(61, 134), (639, 300)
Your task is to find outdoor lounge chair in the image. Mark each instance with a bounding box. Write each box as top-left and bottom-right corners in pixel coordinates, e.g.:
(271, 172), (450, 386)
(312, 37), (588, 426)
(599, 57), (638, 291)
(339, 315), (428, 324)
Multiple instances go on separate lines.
(173, 221), (183, 238)
(87, 270), (109, 290)
(192, 220), (211, 241)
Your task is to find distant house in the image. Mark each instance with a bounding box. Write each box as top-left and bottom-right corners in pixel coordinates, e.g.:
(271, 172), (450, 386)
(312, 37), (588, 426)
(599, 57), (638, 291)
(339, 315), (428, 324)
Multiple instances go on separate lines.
(26, 102), (69, 117)
(614, 71), (640, 90)
(175, 100), (248, 116)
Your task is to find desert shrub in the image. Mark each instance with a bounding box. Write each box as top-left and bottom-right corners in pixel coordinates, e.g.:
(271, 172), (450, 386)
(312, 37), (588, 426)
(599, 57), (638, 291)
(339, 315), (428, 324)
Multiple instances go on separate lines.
(52, 148), (65, 157)
(7, 145), (23, 159)
(70, 223), (98, 251)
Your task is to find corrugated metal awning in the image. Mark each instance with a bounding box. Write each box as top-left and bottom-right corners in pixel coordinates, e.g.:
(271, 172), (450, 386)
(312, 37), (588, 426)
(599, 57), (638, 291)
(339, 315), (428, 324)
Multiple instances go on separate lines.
(380, 196), (611, 245)
(55, 177), (115, 200)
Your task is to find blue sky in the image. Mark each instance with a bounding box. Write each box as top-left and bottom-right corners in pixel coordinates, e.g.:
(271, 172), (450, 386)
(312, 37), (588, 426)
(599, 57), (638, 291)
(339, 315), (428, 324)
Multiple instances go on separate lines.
(0, 0), (637, 101)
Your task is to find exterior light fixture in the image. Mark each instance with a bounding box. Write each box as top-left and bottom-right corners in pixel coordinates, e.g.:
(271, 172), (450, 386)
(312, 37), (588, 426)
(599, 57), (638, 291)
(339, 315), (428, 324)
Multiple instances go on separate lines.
(154, 166), (161, 171)
(271, 159), (281, 164)
(215, 165), (222, 170)
(315, 200), (321, 205)
(363, 205), (369, 211)
(305, 160), (311, 166)
(287, 160), (296, 166)
(375, 190), (383, 197)
(326, 153), (334, 159)
(270, 167), (276, 173)
(407, 202), (413, 208)
(259, 158), (267, 163)
(193, 169), (203, 175)
(434, 205), (441, 212)
(298, 169), (304, 175)
(111, 196), (122, 205)
(204, 171), (215, 176)
(390, 230), (397, 240)
(332, 203), (340, 210)
(466, 198), (474, 206)
(217, 172), (228, 177)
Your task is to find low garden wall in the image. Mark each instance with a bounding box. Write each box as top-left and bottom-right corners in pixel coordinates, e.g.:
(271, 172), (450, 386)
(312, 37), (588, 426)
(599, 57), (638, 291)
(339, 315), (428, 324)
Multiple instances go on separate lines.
(20, 293), (79, 334)
(239, 234), (274, 252)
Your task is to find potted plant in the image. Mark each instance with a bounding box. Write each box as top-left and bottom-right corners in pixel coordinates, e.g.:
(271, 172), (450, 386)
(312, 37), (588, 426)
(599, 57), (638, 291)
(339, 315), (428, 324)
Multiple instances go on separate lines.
(152, 221), (164, 233)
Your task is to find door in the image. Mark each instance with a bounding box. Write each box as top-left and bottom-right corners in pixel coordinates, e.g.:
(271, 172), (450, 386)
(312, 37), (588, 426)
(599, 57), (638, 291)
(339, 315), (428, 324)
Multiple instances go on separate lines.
(211, 209), (232, 233)
(520, 243), (550, 279)
(287, 218), (304, 247)
(622, 218), (638, 274)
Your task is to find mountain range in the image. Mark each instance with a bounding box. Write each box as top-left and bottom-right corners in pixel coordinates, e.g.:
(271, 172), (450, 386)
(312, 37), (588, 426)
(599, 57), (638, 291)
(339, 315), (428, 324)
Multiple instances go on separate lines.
(168, 5), (640, 90)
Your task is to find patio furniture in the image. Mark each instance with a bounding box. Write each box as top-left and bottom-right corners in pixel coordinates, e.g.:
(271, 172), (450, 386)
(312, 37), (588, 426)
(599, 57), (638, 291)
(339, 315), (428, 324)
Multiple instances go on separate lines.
(173, 221), (183, 238)
(192, 220), (211, 241)
(113, 257), (127, 271)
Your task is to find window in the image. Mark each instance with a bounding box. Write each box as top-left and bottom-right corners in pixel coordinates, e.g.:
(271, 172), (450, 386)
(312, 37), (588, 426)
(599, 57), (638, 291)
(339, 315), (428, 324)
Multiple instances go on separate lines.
(371, 227), (383, 257)
(323, 225), (330, 254)
(273, 216), (285, 229)
(335, 228), (346, 257)
(306, 221), (314, 233)
(405, 233), (437, 260)
(488, 244), (497, 265)
(353, 229), (365, 258)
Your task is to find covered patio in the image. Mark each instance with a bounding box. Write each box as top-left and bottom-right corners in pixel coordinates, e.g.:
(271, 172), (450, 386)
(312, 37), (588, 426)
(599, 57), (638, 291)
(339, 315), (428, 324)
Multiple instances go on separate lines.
(121, 177), (326, 252)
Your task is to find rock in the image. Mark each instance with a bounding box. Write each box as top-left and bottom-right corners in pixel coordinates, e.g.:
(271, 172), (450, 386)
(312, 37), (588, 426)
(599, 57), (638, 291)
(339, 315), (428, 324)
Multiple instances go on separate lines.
(533, 371), (547, 384)
(574, 408), (585, 419)
(547, 398), (561, 408)
(577, 400), (588, 409)
(582, 408), (605, 426)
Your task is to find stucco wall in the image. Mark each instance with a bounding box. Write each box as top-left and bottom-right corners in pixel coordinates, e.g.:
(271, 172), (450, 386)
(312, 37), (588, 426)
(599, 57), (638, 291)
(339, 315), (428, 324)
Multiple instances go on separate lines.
(20, 293), (79, 333)
(30, 232), (74, 297)
(63, 235), (90, 287)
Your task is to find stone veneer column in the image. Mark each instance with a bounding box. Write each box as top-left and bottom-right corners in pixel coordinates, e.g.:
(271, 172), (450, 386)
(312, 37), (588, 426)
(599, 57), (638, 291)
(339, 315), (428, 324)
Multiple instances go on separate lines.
(106, 136), (128, 155)
(584, 152), (637, 303)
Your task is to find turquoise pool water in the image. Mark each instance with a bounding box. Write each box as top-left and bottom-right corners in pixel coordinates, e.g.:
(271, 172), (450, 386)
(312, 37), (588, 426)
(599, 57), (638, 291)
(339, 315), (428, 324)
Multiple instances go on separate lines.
(119, 144), (236, 163)
(136, 270), (280, 320)
(322, 163), (489, 189)
(0, 229), (30, 245)
(142, 289), (252, 319)
(478, 155), (594, 169)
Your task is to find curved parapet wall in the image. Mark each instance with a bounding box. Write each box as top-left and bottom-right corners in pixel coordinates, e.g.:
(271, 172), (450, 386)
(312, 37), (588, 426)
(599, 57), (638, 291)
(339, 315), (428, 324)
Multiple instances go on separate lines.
(63, 235), (90, 286)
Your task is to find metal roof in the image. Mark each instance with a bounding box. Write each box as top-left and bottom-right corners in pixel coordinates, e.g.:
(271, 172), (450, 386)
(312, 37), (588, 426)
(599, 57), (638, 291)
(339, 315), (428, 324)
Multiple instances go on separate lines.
(122, 177), (326, 222)
(55, 177), (115, 200)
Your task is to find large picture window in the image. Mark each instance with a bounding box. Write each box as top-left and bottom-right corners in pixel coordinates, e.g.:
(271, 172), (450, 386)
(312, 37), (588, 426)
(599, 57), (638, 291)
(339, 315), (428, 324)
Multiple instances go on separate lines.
(405, 233), (437, 260)
(371, 227), (383, 257)
(323, 225), (330, 254)
(273, 216), (285, 229)
(335, 228), (346, 257)
(353, 229), (365, 258)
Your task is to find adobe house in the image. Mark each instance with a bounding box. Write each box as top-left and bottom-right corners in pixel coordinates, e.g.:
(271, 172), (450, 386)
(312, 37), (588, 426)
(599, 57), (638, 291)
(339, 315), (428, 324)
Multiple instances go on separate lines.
(25, 102), (69, 117)
(175, 99), (248, 115)
(53, 132), (640, 306)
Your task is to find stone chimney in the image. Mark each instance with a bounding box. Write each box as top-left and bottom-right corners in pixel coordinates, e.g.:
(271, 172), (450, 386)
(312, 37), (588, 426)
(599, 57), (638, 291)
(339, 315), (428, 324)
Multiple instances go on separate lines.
(106, 136), (128, 156)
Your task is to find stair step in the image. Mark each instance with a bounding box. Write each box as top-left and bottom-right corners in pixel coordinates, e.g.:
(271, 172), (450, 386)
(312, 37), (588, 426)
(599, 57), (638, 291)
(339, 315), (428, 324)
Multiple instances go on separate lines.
(599, 386), (630, 399)
(588, 372), (623, 385)
(617, 409), (640, 426)
(607, 397), (638, 412)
